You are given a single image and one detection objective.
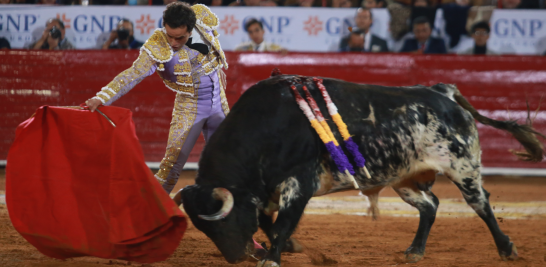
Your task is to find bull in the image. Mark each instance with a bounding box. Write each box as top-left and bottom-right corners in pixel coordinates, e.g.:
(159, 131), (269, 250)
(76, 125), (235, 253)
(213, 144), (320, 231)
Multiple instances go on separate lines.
(174, 75), (544, 267)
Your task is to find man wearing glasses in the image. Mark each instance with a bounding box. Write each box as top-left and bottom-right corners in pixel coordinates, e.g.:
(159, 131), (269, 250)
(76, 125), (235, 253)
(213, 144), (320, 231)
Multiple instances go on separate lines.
(459, 21), (498, 55)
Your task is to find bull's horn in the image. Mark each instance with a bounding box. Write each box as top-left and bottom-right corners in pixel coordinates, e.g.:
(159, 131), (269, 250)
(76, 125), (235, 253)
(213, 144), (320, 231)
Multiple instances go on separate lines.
(198, 188), (234, 221)
(172, 188), (184, 206)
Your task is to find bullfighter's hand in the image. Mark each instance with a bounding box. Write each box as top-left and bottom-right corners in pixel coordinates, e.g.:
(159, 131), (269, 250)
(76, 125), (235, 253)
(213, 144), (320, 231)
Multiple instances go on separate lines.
(85, 98), (102, 112)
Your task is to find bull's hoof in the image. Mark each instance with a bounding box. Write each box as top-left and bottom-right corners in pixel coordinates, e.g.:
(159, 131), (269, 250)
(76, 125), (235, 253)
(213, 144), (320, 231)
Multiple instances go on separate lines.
(405, 253), (424, 263)
(500, 242), (518, 261)
(283, 238), (303, 253)
(256, 260), (279, 267)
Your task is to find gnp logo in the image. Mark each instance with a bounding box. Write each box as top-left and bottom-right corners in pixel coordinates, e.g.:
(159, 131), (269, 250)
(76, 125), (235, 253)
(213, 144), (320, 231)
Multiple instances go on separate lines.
(135, 14), (156, 35)
(220, 15), (239, 35)
(0, 14), (38, 32)
(72, 15), (129, 32)
(304, 16), (323, 36)
(494, 19), (544, 38)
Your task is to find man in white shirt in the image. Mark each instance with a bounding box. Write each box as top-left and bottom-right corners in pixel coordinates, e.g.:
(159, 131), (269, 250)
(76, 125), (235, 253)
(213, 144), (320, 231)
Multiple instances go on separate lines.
(234, 18), (284, 52)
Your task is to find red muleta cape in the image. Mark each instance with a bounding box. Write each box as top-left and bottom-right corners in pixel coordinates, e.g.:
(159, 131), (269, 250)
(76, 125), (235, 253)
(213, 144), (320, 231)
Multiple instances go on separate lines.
(6, 106), (186, 263)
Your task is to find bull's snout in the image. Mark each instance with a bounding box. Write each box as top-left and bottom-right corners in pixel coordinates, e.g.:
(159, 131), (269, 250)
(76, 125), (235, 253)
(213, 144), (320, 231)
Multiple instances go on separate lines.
(220, 240), (254, 264)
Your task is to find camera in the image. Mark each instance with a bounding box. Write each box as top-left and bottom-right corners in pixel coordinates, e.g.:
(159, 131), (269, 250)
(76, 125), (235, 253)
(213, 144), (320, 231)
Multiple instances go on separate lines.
(117, 29), (130, 41)
(50, 26), (62, 39)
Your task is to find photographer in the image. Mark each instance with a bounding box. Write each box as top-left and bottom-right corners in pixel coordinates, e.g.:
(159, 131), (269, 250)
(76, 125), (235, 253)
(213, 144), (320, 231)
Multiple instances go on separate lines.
(31, 18), (74, 50)
(102, 19), (143, 50)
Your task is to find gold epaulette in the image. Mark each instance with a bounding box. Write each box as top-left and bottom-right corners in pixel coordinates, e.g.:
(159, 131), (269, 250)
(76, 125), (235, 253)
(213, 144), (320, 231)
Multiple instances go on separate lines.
(192, 4), (219, 31)
(142, 29), (173, 63)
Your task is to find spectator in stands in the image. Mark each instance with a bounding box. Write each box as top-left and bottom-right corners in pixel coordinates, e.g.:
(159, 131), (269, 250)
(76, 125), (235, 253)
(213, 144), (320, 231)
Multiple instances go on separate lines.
(193, 0), (223, 5)
(339, 8), (389, 52)
(39, 0), (56, 4)
(501, 0), (521, 8)
(30, 18), (74, 50)
(102, 19), (143, 50)
(440, 0), (471, 49)
(0, 37), (10, 49)
(400, 16), (447, 54)
(410, 0), (437, 32)
(0, 0), (12, 4)
(361, 0), (385, 8)
(229, 0), (260, 6)
(332, 0), (353, 7)
(458, 21), (497, 55)
(286, 0), (315, 6)
(235, 18), (284, 52)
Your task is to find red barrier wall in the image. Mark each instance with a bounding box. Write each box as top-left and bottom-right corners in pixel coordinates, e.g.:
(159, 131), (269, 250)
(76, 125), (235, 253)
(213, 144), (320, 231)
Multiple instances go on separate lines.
(1, 50), (545, 168)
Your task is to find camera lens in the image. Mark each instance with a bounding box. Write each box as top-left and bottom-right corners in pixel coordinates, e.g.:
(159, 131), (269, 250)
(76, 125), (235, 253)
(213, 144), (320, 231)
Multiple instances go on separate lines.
(117, 29), (130, 41)
(50, 26), (62, 39)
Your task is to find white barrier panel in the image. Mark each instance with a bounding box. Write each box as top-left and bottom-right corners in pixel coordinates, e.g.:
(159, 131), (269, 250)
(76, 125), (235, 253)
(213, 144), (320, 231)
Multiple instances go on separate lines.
(488, 10), (546, 55)
(0, 5), (388, 51)
(1, 6), (545, 54)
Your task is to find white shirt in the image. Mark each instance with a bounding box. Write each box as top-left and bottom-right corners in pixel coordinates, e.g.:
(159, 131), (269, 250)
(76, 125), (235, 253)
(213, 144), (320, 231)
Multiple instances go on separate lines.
(364, 31), (372, 52)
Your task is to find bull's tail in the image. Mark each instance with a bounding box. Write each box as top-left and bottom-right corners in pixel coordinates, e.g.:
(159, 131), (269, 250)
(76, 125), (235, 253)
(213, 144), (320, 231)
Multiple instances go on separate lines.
(448, 84), (545, 162)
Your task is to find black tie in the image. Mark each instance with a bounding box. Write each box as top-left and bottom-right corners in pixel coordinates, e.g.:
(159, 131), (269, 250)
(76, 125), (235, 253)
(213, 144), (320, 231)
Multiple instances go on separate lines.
(186, 37), (209, 55)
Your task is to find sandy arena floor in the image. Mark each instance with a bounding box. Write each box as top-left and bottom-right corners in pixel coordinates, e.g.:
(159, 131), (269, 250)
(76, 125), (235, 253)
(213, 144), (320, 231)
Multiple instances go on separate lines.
(1, 169), (546, 267)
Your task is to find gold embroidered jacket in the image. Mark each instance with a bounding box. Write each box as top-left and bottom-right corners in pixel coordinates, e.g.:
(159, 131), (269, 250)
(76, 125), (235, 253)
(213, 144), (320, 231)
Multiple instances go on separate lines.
(92, 4), (228, 114)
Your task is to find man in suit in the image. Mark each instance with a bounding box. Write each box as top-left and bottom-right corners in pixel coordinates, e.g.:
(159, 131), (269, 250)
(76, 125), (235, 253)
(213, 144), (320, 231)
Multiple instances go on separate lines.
(339, 8), (389, 53)
(400, 16), (447, 54)
(235, 18), (284, 52)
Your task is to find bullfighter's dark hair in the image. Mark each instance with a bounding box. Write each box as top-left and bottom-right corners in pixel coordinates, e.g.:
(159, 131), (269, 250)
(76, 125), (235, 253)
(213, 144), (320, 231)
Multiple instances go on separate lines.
(163, 2), (196, 32)
(47, 18), (65, 29)
(471, 21), (491, 34)
(412, 16), (430, 27)
(244, 18), (263, 32)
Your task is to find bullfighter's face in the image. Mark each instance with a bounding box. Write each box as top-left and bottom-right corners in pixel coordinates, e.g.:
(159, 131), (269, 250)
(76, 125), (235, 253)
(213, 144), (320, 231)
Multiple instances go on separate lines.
(164, 24), (190, 52)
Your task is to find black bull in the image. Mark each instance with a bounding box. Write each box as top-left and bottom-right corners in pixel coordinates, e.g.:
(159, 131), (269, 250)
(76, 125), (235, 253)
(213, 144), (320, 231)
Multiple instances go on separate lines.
(176, 75), (544, 266)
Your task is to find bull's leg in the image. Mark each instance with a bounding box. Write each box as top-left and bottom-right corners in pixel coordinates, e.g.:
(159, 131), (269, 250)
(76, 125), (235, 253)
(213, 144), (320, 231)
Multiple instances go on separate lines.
(258, 213), (303, 253)
(448, 171), (518, 261)
(392, 172), (439, 263)
(257, 177), (313, 267)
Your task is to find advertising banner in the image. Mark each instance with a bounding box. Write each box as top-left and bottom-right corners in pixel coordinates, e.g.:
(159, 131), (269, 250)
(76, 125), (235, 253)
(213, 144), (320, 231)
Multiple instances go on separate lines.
(1, 6), (545, 54)
(488, 10), (546, 55)
(0, 6), (388, 51)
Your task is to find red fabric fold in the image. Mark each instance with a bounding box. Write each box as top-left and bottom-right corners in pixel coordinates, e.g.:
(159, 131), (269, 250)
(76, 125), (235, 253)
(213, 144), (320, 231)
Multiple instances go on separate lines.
(6, 106), (186, 263)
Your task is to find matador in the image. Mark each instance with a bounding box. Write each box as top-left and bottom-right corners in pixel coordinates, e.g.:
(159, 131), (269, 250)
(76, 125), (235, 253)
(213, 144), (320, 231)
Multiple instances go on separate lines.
(85, 3), (229, 194)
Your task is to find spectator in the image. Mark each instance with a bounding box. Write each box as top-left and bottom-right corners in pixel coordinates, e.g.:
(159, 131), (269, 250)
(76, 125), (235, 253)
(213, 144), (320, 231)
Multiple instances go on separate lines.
(339, 8), (389, 52)
(400, 16), (447, 54)
(102, 19), (143, 50)
(193, 0), (223, 5)
(0, 37), (10, 49)
(286, 0), (315, 6)
(501, 0), (521, 8)
(440, 0), (471, 49)
(235, 18), (284, 52)
(229, 0), (260, 6)
(332, 0), (352, 7)
(361, 0), (385, 8)
(458, 21), (497, 55)
(388, 2), (412, 41)
(410, 0), (437, 32)
(29, 18), (74, 50)
(0, 0), (12, 4)
(39, 0), (56, 4)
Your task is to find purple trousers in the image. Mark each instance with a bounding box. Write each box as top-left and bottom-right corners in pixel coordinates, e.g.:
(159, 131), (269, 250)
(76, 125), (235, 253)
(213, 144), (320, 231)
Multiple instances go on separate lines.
(161, 72), (225, 193)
